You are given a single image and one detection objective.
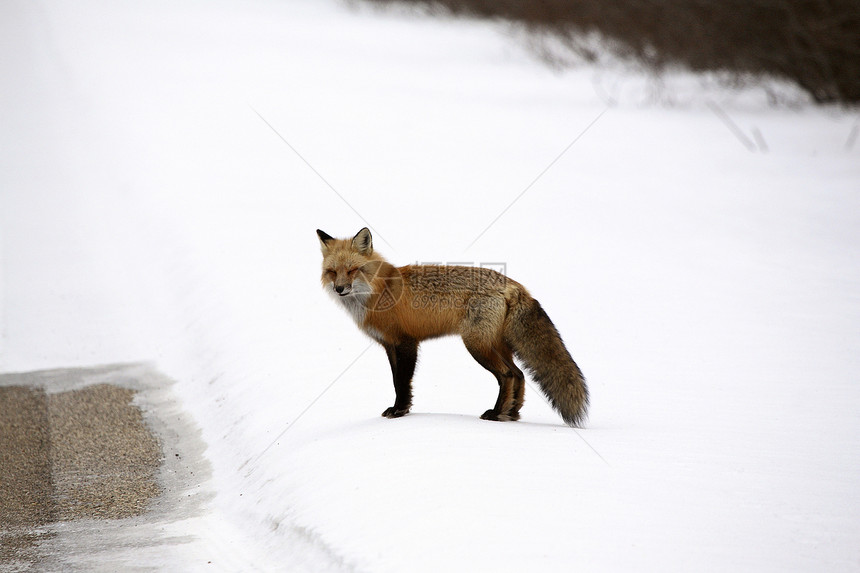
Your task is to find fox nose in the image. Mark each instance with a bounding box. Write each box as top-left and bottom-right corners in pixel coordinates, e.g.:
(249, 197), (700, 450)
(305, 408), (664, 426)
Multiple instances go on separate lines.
(335, 285), (346, 295)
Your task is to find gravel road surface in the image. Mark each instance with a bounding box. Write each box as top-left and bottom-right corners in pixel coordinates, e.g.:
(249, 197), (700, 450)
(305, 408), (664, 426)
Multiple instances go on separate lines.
(1, 364), (209, 572)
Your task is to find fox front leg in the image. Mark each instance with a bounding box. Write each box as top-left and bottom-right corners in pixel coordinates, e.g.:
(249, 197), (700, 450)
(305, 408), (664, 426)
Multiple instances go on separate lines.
(381, 340), (417, 418)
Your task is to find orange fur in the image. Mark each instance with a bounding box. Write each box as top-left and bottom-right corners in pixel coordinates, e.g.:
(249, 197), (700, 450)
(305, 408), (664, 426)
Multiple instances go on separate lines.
(317, 227), (589, 426)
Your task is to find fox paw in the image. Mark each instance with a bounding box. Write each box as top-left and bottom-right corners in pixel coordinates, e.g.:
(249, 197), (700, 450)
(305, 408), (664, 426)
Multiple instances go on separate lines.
(480, 409), (519, 422)
(382, 406), (409, 418)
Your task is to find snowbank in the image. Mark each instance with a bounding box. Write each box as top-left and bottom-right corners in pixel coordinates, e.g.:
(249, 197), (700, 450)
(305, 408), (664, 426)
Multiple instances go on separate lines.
(2, 0), (859, 570)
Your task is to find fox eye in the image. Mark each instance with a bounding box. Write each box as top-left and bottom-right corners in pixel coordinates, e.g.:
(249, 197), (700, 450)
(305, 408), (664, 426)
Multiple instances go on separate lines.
(325, 269), (336, 278)
(347, 267), (359, 275)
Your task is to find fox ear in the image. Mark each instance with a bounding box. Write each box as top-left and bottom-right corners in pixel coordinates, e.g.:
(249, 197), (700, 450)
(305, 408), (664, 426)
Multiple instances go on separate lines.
(351, 227), (373, 255)
(317, 229), (335, 252)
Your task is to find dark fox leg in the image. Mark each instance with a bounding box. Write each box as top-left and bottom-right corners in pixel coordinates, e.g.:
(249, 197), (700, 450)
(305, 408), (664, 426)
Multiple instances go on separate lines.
(490, 360), (525, 421)
(464, 340), (523, 422)
(509, 362), (526, 419)
(382, 339), (417, 418)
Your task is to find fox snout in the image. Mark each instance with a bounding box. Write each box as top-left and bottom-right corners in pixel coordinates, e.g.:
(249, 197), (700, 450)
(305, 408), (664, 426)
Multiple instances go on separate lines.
(334, 283), (352, 296)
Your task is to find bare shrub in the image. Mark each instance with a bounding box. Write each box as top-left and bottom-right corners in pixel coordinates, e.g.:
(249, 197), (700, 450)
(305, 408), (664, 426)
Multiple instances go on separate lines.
(362, 0), (860, 104)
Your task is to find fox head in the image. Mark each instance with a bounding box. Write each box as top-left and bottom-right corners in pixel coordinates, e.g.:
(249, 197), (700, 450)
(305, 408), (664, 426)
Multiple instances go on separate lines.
(317, 227), (380, 298)
(318, 228), (402, 319)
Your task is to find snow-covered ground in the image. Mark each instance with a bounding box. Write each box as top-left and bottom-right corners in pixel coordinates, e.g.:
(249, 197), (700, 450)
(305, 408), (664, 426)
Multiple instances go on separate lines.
(2, 0), (859, 570)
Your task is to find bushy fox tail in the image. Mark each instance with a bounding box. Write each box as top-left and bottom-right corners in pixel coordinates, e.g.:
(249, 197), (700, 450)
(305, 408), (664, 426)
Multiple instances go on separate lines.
(505, 294), (589, 427)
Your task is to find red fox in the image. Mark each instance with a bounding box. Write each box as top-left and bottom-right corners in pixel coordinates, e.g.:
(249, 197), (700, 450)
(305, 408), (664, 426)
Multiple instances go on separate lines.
(316, 227), (589, 427)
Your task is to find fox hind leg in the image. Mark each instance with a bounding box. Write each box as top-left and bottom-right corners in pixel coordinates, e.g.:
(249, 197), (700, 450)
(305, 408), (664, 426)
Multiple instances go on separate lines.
(510, 369), (525, 419)
(492, 359), (525, 421)
(463, 338), (524, 422)
(485, 375), (517, 422)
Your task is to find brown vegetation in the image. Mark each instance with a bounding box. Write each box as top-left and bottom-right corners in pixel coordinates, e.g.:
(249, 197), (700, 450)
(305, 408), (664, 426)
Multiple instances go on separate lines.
(364, 0), (860, 104)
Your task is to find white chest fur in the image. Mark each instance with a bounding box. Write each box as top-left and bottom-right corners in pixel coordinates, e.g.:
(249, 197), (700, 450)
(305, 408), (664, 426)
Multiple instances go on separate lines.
(328, 288), (386, 343)
(330, 289), (368, 327)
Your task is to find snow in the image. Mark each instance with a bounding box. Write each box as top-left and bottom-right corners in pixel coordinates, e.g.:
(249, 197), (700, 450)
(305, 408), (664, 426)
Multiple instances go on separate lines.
(2, 0), (860, 570)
